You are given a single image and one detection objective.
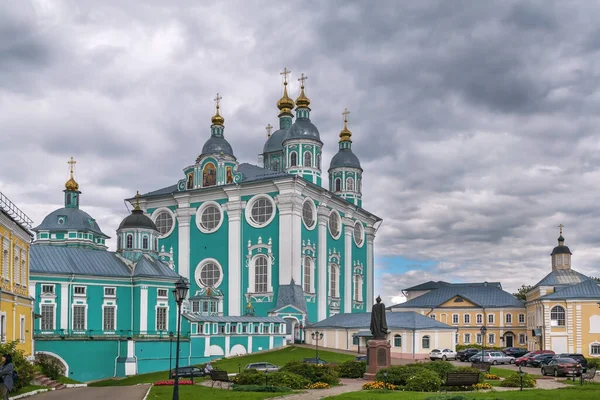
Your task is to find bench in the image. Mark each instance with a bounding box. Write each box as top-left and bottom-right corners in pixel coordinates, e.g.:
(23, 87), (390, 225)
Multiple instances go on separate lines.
(582, 368), (596, 384)
(471, 362), (492, 372)
(443, 372), (480, 392)
(210, 370), (232, 389)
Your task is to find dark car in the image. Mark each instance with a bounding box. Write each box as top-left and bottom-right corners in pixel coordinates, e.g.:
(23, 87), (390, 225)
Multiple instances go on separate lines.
(528, 353), (555, 367)
(302, 358), (328, 365)
(170, 366), (205, 379)
(457, 348), (480, 362)
(503, 347), (528, 358)
(515, 350), (555, 366)
(541, 357), (583, 377)
(355, 355), (367, 362)
(468, 350), (493, 363)
(556, 353), (587, 371)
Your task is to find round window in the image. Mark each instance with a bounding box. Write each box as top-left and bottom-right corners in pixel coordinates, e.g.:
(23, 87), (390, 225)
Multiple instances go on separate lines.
(302, 199), (316, 229)
(247, 195), (275, 227)
(154, 210), (174, 237)
(197, 202), (223, 233)
(329, 210), (340, 238)
(354, 221), (364, 247)
(199, 262), (221, 288)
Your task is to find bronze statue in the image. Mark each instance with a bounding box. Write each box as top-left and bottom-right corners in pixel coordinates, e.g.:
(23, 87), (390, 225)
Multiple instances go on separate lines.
(370, 295), (388, 340)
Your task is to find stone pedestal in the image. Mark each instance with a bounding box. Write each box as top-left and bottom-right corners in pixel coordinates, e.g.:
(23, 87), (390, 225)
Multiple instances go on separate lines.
(363, 339), (391, 380)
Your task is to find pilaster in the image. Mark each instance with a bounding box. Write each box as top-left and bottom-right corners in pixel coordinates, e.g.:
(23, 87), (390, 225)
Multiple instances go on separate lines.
(175, 207), (195, 282)
(224, 191), (243, 317)
(317, 204), (329, 321)
(343, 216), (354, 313)
(140, 286), (148, 333)
(277, 196), (294, 285)
(366, 226), (376, 309)
(60, 283), (68, 330)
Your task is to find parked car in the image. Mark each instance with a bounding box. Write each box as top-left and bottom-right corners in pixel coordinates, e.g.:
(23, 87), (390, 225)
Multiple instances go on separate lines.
(515, 350), (555, 366)
(528, 353), (556, 367)
(355, 355), (367, 362)
(457, 348), (480, 362)
(170, 366), (206, 379)
(468, 351), (493, 363)
(429, 349), (457, 361)
(503, 347), (529, 358)
(302, 358), (328, 365)
(541, 357), (583, 377)
(245, 362), (280, 372)
(556, 353), (587, 371)
(470, 351), (514, 365)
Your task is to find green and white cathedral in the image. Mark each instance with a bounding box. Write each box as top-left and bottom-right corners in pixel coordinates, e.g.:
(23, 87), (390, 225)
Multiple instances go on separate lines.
(28, 70), (382, 382)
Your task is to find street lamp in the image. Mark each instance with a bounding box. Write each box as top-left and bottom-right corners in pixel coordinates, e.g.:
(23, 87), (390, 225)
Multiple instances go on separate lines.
(311, 331), (324, 361)
(172, 277), (190, 400)
(168, 331), (174, 379)
(480, 326), (487, 362)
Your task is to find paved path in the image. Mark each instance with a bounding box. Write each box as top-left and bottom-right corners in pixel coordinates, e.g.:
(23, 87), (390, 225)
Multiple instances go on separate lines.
(269, 379), (364, 400)
(20, 385), (150, 400)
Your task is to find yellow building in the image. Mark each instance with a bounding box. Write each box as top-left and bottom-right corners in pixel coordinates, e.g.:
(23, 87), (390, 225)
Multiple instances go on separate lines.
(390, 281), (528, 350)
(526, 231), (600, 357)
(0, 191), (34, 356)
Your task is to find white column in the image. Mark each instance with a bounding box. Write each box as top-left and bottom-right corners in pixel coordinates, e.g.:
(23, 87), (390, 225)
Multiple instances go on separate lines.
(225, 336), (230, 357)
(269, 335), (274, 349)
(343, 218), (353, 313)
(204, 336), (211, 357)
(317, 206), (329, 321)
(366, 227), (376, 309)
(277, 195), (294, 285)
(125, 340), (137, 375)
(60, 283), (68, 329)
(140, 286), (148, 333)
(224, 195), (242, 316)
(292, 197), (303, 283)
(248, 336), (253, 353)
(175, 208), (194, 281)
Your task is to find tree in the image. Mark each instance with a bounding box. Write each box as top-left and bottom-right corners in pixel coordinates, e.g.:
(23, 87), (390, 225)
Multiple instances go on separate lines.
(512, 285), (532, 301)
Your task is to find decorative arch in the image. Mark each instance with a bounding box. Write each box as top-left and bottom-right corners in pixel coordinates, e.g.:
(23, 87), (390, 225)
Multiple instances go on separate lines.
(230, 344), (247, 356)
(208, 344), (224, 356)
(36, 351), (69, 376)
(550, 305), (566, 326)
(203, 162), (217, 187)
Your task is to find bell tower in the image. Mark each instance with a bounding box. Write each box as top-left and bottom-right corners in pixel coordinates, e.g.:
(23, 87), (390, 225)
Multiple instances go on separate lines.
(551, 224), (572, 270)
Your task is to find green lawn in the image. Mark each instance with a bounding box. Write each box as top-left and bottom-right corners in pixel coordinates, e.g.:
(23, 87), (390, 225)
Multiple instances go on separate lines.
(488, 367), (519, 379)
(12, 385), (45, 396)
(57, 375), (83, 384)
(148, 385), (284, 400)
(88, 369), (177, 387)
(326, 385), (600, 400)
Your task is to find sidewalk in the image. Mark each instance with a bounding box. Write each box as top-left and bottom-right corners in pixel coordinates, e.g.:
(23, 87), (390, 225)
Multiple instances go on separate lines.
(272, 379), (364, 400)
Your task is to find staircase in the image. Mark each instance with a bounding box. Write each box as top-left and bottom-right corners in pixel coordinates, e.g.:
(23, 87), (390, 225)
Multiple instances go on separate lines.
(33, 372), (66, 390)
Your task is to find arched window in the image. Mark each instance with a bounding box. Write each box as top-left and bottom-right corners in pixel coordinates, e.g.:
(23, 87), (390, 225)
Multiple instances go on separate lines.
(255, 256), (268, 293)
(394, 334), (401, 347)
(126, 234), (133, 249)
(358, 179), (361, 193)
(142, 236), (148, 249)
(550, 305), (566, 326)
(304, 257), (312, 293)
(304, 151), (312, 167)
(330, 264), (338, 297)
(354, 275), (360, 301)
(187, 172), (194, 189)
(422, 335), (430, 349)
(154, 238), (158, 251)
(346, 177), (354, 191)
(335, 178), (341, 192)
(290, 152), (297, 167)
(202, 163), (216, 187)
(317, 153), (321, 169)
(272, 159), (279, 172)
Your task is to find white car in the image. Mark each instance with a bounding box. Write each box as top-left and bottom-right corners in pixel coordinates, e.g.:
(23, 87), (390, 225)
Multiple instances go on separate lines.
(429, 348), (457, 361)
(478, 351), (515, 365)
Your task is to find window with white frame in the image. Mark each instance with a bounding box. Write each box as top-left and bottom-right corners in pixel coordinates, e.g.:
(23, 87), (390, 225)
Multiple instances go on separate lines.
(335, 178), (341, 192)
(74, 286), (86, 296)
(519, 334), (526, 345)
(394, 334), (401, 347)
(274, 324), (280, 334)
(302, 199), (316, 229)
(464, 314), (471, 324)
(255, 255), (268, 293)
(192, 301), (200, 313)
(518, 314), (525, 324)
(103, 306), (116, 331)
(452, 314), (459, 324)
(196, 259), (223, 289)
(304, 151), (312, 167)
(329, 264), (339, 297)
(219, 325), (226, 334)
(304, 257), (312, 293)
(157, 288), (169, 298)
(104, 287), (116, 297)
(21, 258), (27, 285)
(455, 333), (459, 344)
(354, 274), (362, 302)
(156, 307), (168, 331)
(464, 333), (471, 344)
(488, 314), (494, 324)
(506, 313), (512, 324)
(20, 316), (25, 342)
(290, 152), (297, 167)
(422, 335), (430, 349)
(2, 247), (8, 279)
(142, 236), (149, 249)
(154, 209), (175, 237)
(476, 333), (482, 344)
(72, 305), (86, 330)
(0, 315), (5, 342)
(126, 234), (133, 249)
(590, 343), (600, 355)
(346, 177), (354, 191)
(354, 221), (364, 247)
(329, 210), (341, 238)
(197, 202), (223, 233)
(14, 256), (19, 285)
(42, 284), (54, 294)
(476, 314), (483, 324)
(41, 305), (54, 330)
(550, 306), (565, 326)
(231, 324), (237, 334)
(247, 195), (276, 228)
(430, 314), (436, 320)
(488, 334), (495, 344)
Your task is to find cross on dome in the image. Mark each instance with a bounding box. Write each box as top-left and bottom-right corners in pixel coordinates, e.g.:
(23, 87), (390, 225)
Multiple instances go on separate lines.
(280, 67), (291, 84)
(266, 124), (273, 137)
(558, 223), (564, 236)
(298, 73), (308, 88)
(342, 108), (350, 123)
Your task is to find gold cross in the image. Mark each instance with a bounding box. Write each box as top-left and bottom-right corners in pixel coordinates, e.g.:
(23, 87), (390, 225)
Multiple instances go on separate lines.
(298, 73), (308, 87)
(68, 157), (76, 176)
(266, 124), (273, 137)
(135, 191), (141, 208)
(214, 93), (222, 108)
(280, 67), (291, 84)
(558, 224), (564, 236)
(342, 108), (350, 123)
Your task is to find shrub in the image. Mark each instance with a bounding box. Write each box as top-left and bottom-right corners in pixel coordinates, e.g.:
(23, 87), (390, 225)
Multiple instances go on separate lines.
(587, 359), (598, 369)
(423, 361), (455, 380)
(1, 341), (35, 391)
(232, 384), (292, 392)
(338, 360), (366, 378)
(499, 372), (536, 388)
(473, 382), (492, 390)
(281, 361), (340, 385)
(405, 369), (442, 392)
(362, 381), (398, 390)
(375, 364), (425, 386)
(307, 382), (330, 389)
(267, 371), (310, 389)
(233, 368), (267, 385)
(154, 380), (193, 386)
(35, 353), (64, 380)
(453, 366), (483, 382)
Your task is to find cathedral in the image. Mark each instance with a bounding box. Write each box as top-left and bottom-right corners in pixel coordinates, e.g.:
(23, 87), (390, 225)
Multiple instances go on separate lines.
(27, 69), (382, 381)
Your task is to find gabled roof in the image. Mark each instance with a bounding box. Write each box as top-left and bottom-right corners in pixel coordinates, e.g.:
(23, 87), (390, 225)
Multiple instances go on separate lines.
(532, 269), (590, 288)
(390, 285), (524, 309)
(133, 255), (179, 278)
(540, 279), (600, 300)
(309, 311), (455, 330)
(271, 279), (308, 317)
(404, 281), (502, 291)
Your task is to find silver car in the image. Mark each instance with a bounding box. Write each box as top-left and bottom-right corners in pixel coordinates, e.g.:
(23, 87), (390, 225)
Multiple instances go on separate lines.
(483, 351), (515, 365)
(245, 362), (280, 372)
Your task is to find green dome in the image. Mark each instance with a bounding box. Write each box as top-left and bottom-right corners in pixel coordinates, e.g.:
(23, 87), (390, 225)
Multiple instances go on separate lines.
(33, 207), (109, 238)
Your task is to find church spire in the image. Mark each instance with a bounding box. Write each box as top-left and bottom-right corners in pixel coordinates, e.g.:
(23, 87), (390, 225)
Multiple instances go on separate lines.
(339, 108), (352, 143)
(65, 157), (79, 191)
(64, 157), (80, 209)
(551, 224), (572, 271)
(210, 93), (225, 138)
(277, 67), (295, 119)
(295, 73), (311, 114)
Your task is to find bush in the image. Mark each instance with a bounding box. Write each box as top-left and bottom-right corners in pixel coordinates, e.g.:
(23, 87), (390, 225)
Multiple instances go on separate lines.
(338, 360), (366, 378)
(233, 369), (267, 385)
(499, 372), (536, 388)
(232, 384), (292, 392)
(375, 364), (425, 386)
(35, 353), (64, 380)
(267, 371), (310, 389)
(0, 341), (35, 391)
(423, 361), (455, 380)
(587, 359), (598, 369)
(405, 369), (442, 392)
(281, 361), (340, 385)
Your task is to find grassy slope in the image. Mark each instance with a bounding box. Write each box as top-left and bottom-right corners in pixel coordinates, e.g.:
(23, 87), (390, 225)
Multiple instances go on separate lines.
(88, 369), (176, 387)
(11, 385), (45, 396)
(57, 375), (83, 384)
(148, 385), (284, 400)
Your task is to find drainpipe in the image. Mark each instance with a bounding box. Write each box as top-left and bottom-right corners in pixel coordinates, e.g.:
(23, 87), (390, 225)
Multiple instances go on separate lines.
(130, 277), (134, 335)
(113, 339), (121, 377)
(540, 303), (545, 351)
(345, 328), (349, 351)
(412, 328), (416, 360)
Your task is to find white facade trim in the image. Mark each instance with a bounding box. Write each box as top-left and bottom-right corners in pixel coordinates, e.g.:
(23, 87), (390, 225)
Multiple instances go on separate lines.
(140, 287), (148, 333)
(195, 201), (224, 234)
(151, 207), (176, 238)
(244, 194), (277, 229)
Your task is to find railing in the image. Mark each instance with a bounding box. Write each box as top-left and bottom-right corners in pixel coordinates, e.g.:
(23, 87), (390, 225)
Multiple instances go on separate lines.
(34, 329), (191, 339)
(0, 191), (33, 229)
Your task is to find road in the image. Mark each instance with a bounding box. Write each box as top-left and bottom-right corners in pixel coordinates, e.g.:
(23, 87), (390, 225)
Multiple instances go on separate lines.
(25, 385), (151, 400)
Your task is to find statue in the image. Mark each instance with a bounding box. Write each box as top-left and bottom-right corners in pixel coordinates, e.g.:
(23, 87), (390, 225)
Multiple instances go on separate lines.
(370, 295), (388, 340)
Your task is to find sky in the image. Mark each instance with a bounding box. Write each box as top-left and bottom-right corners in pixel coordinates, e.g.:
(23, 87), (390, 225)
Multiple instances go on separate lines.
(2, 1), (600, 305)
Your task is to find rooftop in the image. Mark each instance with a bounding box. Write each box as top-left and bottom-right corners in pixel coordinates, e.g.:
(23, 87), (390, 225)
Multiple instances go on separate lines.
(391, 285), (524, 309)
(532, 269), (590, 289)
(308, 311), (455, 330)
(540, 279), (600, 300)
(0, 191), (33, 232)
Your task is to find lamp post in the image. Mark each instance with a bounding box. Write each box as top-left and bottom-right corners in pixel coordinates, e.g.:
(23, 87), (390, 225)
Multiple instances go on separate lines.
(172, 277), (190, 400)
(480, 326), (487, 362)
(298, 324), (304, 344)
(311, 331), (324, 361)
(168, 331), (174, 379)
(519, 365), (524, 391)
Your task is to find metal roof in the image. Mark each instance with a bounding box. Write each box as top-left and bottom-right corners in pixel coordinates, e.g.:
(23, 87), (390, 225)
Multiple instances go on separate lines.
(533, 269), (590, 288)
(272, 279), (308, 316)
(133, 255), (179, 278)
(390, 285), (523, 309)
(0, 191), (33, 231)
(329, 148), (362, 170)
(404, 281), (502, 291)
(540, 279), (600, 300)
(308, 311), (455, 330)
(352, 330), (372, 337)
(263, 128), (287, 153)
(33, 207), (109, 238)
(183, 314), (285, 323)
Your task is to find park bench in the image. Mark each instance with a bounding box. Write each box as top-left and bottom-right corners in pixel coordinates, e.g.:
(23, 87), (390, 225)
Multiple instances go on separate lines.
(210, 369), (232, 389)
(471, 362), (492, 372)
(443, 372), (480, 392)
(581, 368), (596, 384)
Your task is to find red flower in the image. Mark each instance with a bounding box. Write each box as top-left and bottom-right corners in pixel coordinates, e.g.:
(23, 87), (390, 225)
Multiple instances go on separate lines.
(154, 380), (194, 386)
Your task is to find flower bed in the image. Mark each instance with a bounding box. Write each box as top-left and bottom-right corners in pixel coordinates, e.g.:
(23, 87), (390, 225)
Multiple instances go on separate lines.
(484, 374), (501, 380)
(362, 381), (398, 390)
(473, 382), (492, 390)
(154, 380), (194, 386)
(307, 382), (330, 389)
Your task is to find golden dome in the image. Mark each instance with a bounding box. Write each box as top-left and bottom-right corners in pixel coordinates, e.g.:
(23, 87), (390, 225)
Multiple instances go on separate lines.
(211, 93), (224, 126)
(295, 75), (311, 109)
(65, 157), (79, 191)
(277, 81), (295, 116)
(339, 108), (352, 142)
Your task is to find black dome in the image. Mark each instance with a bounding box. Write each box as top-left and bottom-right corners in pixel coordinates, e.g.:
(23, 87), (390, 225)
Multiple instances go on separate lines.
(201, 136), (234, 157)
(551, 245), (572, 256)
(118, 209), (158, 231)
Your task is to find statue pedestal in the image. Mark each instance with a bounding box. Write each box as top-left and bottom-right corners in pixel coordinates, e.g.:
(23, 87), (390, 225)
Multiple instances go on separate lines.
(363, 339), (391, 380)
